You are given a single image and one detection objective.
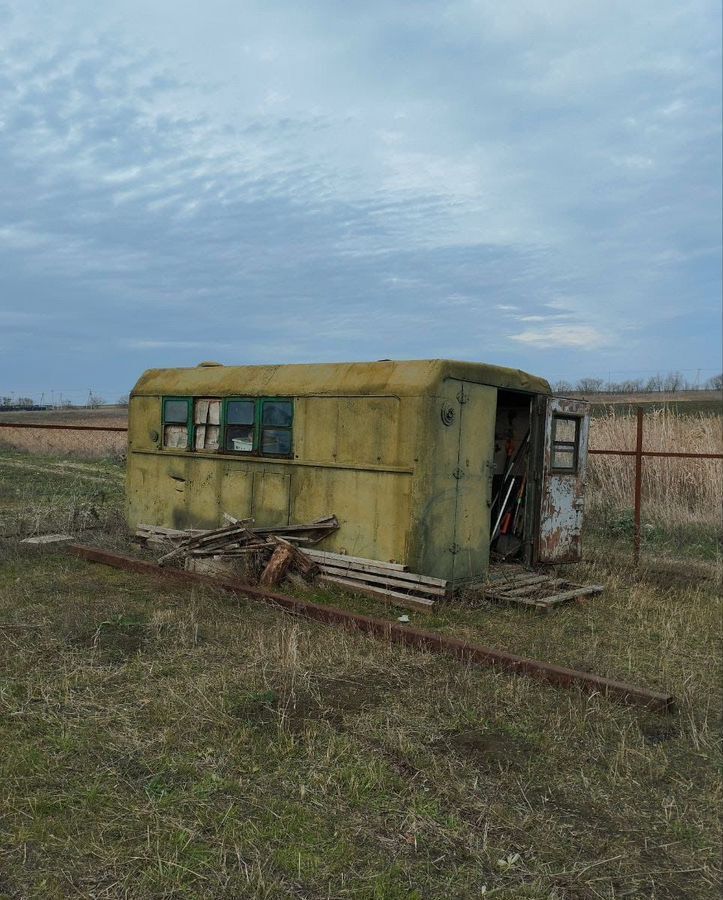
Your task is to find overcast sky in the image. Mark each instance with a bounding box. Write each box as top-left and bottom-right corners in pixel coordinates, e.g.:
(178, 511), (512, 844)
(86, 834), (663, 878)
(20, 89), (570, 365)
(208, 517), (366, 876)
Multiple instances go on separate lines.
(0, 0), (720, 401)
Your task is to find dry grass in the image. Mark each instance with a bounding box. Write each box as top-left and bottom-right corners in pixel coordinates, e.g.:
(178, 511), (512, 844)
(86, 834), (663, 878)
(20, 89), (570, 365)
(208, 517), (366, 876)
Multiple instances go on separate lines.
(0, 427), (126, 459)
(588, 407), (722, 530)
(0, 408), (127, 459)
(0, 452), (721, 898)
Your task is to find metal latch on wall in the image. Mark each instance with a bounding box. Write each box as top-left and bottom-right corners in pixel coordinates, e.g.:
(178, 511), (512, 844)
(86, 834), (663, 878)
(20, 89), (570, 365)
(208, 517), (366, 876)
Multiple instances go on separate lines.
(456, 386), (469, 405)
(448, 543), (461, 554)
(452, 467), (465, 480)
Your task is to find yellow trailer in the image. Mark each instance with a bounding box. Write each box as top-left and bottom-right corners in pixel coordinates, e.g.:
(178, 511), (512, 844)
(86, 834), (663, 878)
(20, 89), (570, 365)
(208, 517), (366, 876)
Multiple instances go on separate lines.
(127, 359), (590, 584)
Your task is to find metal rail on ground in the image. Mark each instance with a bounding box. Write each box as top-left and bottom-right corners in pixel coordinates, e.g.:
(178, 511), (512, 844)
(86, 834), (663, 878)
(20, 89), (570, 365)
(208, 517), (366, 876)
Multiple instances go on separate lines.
(67, 543), (675, 713)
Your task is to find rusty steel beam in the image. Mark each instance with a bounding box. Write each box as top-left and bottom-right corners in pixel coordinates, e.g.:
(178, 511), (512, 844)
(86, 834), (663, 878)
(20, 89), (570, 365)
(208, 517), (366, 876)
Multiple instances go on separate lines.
(633, 407), (644, 566)
(0, 422), (127, 433)
(67, 543), (675, 713)
(589, 448), (723, 460)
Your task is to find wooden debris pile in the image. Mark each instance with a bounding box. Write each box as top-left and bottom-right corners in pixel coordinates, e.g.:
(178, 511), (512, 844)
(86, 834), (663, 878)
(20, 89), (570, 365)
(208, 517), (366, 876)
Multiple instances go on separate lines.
(135, 515), (338, 586)
(134, 516), (446, 611)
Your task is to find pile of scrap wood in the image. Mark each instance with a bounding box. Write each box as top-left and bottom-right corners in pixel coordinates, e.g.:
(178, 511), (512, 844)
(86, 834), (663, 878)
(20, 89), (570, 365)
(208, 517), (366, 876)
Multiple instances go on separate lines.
(134, 516), (445, 611)
(135, 515), (338, 586)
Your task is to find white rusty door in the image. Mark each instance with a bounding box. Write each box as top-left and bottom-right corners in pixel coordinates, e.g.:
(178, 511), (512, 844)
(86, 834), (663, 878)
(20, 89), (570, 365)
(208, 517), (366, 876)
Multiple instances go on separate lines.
(536, 397), (590, 563)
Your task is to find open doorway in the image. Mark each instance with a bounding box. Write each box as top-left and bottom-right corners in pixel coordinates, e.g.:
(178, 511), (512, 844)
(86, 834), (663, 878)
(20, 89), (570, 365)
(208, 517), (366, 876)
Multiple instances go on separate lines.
(490, 390), (532, 562)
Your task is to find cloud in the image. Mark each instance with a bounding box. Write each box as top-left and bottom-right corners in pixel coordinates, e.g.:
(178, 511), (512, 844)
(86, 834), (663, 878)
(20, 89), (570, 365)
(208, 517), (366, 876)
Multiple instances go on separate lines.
(0, 0), (719, 394)
(510, 325), (609, 350)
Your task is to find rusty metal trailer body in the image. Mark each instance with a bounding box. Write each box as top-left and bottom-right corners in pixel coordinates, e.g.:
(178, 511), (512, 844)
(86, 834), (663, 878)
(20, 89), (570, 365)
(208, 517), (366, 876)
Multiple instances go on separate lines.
(126, 360), (590, 585)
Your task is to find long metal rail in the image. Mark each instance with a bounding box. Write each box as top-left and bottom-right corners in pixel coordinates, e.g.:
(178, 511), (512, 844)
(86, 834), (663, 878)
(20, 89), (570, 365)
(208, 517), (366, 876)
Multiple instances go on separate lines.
(0, 422), (127, 432)
(68, 544), (674, 713)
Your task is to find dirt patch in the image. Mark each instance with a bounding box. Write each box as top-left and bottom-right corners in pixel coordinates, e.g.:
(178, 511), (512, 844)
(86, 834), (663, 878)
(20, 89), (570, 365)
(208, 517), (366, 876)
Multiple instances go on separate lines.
(641, 720), (680, 745)
(286, 676), (386, 731)
(228, 675), (389, 734)
(432, 728), (537, 766)
(63, 610), (149, 662)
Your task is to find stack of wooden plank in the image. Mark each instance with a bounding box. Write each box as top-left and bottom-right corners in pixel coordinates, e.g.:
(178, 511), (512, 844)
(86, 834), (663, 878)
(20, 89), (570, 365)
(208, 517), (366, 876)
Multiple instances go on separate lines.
(483, 565), (603, 612)
(135, 515), (339, 560)
(134, 518), (446, 611)
(305, 548), (447, 612)
(135, 516), (339, 585)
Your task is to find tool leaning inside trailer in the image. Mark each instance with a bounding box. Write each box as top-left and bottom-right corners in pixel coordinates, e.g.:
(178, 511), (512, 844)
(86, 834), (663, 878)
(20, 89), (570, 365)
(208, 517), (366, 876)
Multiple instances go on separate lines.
(491, 430), (529, 559)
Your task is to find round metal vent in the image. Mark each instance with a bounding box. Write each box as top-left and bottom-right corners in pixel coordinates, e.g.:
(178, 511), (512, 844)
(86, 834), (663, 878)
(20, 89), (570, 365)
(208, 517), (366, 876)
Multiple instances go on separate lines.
(440, 402), (456, 426)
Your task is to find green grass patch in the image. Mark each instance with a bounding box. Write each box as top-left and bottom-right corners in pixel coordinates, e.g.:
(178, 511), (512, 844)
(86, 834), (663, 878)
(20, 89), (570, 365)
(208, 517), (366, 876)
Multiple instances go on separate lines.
(0, 452), (721, 897)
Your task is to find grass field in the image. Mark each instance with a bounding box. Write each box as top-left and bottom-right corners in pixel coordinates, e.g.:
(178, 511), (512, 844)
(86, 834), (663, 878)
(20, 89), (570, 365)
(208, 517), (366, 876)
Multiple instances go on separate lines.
(0, 408), (127, 459)
(0, 452), (721, 899)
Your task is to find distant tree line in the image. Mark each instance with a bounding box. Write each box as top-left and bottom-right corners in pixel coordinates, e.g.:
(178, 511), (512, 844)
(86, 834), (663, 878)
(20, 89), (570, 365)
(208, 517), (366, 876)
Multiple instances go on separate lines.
(553, 372), (723, 394)
(0, 392), (130, 409)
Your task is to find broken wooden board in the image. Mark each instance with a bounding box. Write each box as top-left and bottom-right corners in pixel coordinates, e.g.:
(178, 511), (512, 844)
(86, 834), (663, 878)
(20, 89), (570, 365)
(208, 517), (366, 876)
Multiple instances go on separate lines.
(21, 533), (74, 545)
(308, 549), (446, 612)
(483, 565), (604, 612)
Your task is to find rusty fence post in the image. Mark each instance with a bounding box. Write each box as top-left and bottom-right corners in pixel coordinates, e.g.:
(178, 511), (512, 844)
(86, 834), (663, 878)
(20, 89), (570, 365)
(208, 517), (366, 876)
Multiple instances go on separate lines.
(633, 406), (644, 566)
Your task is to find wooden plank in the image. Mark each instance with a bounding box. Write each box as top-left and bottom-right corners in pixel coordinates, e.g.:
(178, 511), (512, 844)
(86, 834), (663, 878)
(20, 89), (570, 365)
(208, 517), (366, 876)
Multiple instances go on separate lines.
(503, 579), (567, 597)
(485, 592), (548, 610)
(319, 575), (435, 612)
(492, 575), (551, 592)
(21, 533), (74, 545)
(304, 548), (407, 572)
(539, 585), (604, 605)
(317, 563), (446, 598)
(312, 557), (447, 590)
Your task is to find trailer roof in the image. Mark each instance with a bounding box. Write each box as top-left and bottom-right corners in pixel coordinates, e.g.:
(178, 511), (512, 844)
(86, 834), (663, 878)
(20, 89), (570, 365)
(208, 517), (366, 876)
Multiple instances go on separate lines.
(131, 359), (551, 398)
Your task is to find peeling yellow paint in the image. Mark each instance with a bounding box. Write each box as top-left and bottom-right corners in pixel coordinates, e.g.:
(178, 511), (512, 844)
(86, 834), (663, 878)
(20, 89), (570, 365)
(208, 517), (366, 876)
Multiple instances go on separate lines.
(127, 359), (551, 582)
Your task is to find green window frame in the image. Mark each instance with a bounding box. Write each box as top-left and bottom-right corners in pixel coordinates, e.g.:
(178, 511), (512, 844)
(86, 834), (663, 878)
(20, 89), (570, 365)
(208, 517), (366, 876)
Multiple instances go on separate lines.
(221, 397), (294, 457)
(222, 397), (257, 454)
(161, 396), (294, 457)
(162, 397), (191, 449)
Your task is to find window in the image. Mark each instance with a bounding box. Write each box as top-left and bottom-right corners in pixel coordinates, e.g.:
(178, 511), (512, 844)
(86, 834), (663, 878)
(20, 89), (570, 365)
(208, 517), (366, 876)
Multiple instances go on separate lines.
(194, 399), (221, 451)
(163, 398), (190, 449)
(225, 399), (255, 453)
(161, 396), (294, 457)
(260, 400), (293, 456)
(551, 415), (579, 472)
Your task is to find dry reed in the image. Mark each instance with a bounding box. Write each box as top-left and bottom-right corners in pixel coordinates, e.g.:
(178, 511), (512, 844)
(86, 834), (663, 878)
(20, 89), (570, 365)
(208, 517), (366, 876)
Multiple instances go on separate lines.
(0, 425), (126, 458)
(587, 407), (722, 526)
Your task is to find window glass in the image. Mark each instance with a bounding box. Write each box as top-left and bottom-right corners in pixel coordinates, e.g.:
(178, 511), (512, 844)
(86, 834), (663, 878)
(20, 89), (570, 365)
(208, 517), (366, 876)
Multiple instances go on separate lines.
(552, 447), (576, 470)
(554, 417), (577, 443)
(164, 399), (188, 423)
(262, 400), (293, 426)
(226, 424), (254, 453)
(163, 424), (188, 449)
(261, 427), (292, 456)
(194, 399), (220, 450)
(227, 400), (255, 425)
(551, 414), (579, 472)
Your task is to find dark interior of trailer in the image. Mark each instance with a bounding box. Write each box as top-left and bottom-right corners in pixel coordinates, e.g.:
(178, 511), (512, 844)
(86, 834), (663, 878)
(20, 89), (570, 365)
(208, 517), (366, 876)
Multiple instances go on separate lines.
(491, 390), (533, 560)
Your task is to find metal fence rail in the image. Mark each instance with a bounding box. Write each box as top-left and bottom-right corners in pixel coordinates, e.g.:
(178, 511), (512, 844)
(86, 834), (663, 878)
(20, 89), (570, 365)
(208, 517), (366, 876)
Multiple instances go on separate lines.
(2, 408), (721, 565)
(0, 422), (128, 432)
(588, 407), (723, 564)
